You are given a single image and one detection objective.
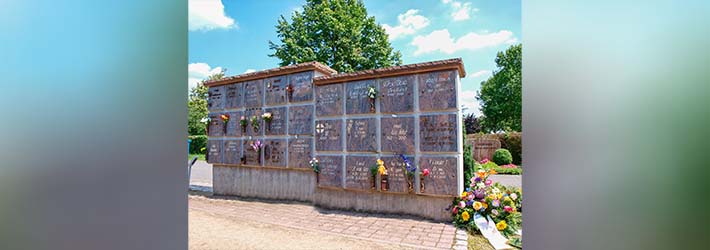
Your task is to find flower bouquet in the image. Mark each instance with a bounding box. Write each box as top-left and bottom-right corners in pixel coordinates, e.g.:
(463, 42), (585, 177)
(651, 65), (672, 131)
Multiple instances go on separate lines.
(250, 140), (263, 164)
(220, 114), (230, 134)
(250, 116), (260, 133)
(367, 85), (377, 112)
(420, 168), (430, 193)
(262, 112), (273, 131)
(376, 159), (388, 191)
(399, 154), (416, 193)
(286, 84), (294, 101)
(239, 116), (248, 133)
(450, 168), (523, 248)
(310, 158), (319, 183)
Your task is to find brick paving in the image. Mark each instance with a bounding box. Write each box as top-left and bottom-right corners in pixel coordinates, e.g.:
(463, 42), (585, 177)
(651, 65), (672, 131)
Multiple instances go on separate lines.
(189, 194), (457, 250)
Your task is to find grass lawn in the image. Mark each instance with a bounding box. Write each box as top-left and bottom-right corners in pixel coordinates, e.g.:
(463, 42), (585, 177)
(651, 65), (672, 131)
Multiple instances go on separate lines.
(189, 154), (205, 161)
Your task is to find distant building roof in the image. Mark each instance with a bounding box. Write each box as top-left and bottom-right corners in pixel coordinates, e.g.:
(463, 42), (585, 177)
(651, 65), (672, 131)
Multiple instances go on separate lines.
(313, 58), (465, 85)
(204, 61), (337, 87)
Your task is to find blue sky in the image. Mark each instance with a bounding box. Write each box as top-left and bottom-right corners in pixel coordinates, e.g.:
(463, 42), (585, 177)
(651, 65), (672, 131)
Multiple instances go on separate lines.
(189, 0), (521, 115)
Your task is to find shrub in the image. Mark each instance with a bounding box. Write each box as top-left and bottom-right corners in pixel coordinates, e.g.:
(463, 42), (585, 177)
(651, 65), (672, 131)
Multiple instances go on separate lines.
(463, 144), (475, 187)
(492, 149), (513, 165)
(497, 132), (521, 165)
(188, 135), (208, 154)
(493, 166), (522, 175)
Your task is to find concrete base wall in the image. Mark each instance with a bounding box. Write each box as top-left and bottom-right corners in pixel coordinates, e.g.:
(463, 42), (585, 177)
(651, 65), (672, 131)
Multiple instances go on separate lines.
(213, 165), (453, 222)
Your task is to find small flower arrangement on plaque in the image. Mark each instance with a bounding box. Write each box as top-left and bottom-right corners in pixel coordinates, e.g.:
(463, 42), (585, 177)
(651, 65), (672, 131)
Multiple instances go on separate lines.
(420, 168), (430, 193)
(377, 159), (388, 191)
(201, 117), (211, 134)
(219, 114), (230, 134)
(239, 116), (248, 133)
(367, 85), (377, 112)
(309, 157), (320, 182)
(262, 112), (273, 131)
(250, 140), (263, 164)
(286, 83), (294, 101)
(250, 116), (260, 133)
(399, 154), (416, 193)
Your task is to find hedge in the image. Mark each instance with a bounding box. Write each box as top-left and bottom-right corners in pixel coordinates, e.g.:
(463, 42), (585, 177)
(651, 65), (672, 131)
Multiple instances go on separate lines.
(497, 132), (522, 165)
(188, 135), (207, 154)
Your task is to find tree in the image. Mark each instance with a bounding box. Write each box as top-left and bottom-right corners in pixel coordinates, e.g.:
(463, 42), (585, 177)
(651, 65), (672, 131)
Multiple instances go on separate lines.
(188, 69), (226, 135)
(463, 113), (482, 134)
(477, 44), (522, 132)
(268, 0), (402, 73)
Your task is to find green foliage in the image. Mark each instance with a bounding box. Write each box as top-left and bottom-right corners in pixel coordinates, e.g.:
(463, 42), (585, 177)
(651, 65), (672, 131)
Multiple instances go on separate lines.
(188, 69), (226, 135)
(463, 144), (475, 187)
(477, 44), (522, 132)
(493, 149), (513, 165)
(493, 167), (522, 175)
(188, 135), (207, 154)
(497, 132), (521, 165)
(268, 0), (402, 73)
(464, 113), (482, 134)
(479, 161), (498, 171)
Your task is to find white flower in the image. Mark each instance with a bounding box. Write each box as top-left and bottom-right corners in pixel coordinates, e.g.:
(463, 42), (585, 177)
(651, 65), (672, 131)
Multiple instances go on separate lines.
(200, 117), (210, 123)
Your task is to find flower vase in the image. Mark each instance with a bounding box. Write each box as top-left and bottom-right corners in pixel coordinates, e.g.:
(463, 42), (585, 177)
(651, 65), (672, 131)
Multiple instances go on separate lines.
(241, 126), (247, 133)
(266, 121), (272, 132)
(380, 175), (388, 191)
(316, 172), (320, 184)
(257, 149), (261, 164)
(286, 85), (294, 101)
(371, 177), (376, 190)
(240, 156), (246, 165)
(420, 176), (425, 193)
(369, 98), (375, 112)
(407, 177), (414, 193)
(223, 122), (229, 134)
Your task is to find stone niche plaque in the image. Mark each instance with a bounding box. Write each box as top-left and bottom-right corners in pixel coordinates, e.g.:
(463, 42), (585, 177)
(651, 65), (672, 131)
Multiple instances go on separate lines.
(315, 83), (343, 117)
(223, 139), (242, 165)
(207, 113), (224, 137)
(208, 86), (224, 111)
(244, 79), (264, 108)
(419, 156), (458, 195)
(345, 80), (376, 114)
(244, 108), (263, 136)
(420, 114), (458, 152)
(225, 111), (243, 137)
(378, 75), (414, 113)
(288, 137), (313, 169)
(317, 155), (343, 188)
(470, 138), (501, 161)
(346, 118), (376, 152)
(315, 119), (342, 152)
(263, 139), (286, 167)
(242, 139), (262, 166)
(289, 72), (313, 102)
(381, 155), (413, 193)
(381, 117), (415, 153)
(418, 70), (457, 111)
(206, 140), (222, 164)
(263, 107), (286, 135)
(288, 105), (313, 135)
(345, 155), (377, 190)
(264, 75), (287, 106)
(224, 83), (243, 109)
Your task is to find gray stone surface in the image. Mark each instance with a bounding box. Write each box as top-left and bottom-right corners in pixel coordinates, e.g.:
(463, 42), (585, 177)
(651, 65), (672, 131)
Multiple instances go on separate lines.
(419, 156), (458, 195)
(420, 114), (458, 152)
(223, 139), (242, 165)
(315, 83), (344, 117)
(315, 119), (342, 151)
(206, 140), (222, 164)
(224, 83), (243, 109)
(378, 75), (414, 113)
(315, 155), (343, 188)
(418, 70), (457, 111)
(263, 106), (286, 135)
(225, 111), (243, 137)
(288, 137), (313, 169)
(243, 139), (262, 166)
(264, 75), (288, 106)
(244, 79), (264, 108)
(288, 105), (314, 135)
(345, 118), (377, 152)
(208, 85), (225, 111)
(345, 80), (376, 114)
(263, 139), (287, 167)
(345, 155), (377, 190)
(289, 72), (313, 102)
(381, 116), (415, 154)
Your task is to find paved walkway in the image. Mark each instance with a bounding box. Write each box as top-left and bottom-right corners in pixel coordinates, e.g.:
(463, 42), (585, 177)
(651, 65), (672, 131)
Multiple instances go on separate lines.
(189, 194), (457, 249)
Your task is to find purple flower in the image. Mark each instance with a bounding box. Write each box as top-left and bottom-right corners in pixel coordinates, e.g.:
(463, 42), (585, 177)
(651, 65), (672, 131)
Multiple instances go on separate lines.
(492, 199), (500, 207)
(474, 189), (486, 199)
(474, 177), (481, 183)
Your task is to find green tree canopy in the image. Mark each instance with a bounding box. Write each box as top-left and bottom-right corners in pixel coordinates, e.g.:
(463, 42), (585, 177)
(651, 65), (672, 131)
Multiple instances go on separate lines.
(477, 44), (522, 132)
(188, 69), (225, 135)
(269, 0), (402, 73)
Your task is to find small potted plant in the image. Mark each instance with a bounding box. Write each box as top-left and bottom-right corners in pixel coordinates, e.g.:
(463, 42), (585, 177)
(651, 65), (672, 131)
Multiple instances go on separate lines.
(220, 114), (230, 134)
(239, 116), (248, 133)
(286, 83), (294, 101)
(378, 159), (388, 191)
(400, 154), (416, 193)
(262, 112), (273, 132)
(420, 168), (430, 193)
(310, 158), (320, 183)
(250, 140), (263, 164)
(250, 116), (260, 133)
(367, 85), (377, 112)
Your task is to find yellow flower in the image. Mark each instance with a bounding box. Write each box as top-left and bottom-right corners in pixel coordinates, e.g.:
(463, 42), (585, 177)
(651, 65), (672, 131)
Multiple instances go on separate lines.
(497, 193), (503, 200)
(376, 159), (384, 166)
(473, 201), (482, 211)
(496, 220), (507, 231)
(488, 169), (497, 175)
(482, 202), (488, 209)
(461, 191), (468, 198)
(488, 194), (497, 200)
(378, 166), (387, 175)
(461, 211), (470, 221)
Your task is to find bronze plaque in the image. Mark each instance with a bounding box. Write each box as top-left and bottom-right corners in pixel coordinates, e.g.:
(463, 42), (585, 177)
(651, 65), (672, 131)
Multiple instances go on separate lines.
(206, 140), (222, 164)
(317, 155), (343, 188)
(345, 155), (376, 190)
(289, 72), (313, 102)
(263, 107), (286, 135)
(381, 117), (415, 154)
(345, 80), (376, 114)
(207, 113), (224, 137)
(381, 155), (413, 193)
(224, 111), (243, 137)
(223, 139), (242, 165)
(345, 118), (376, 152)
(418, 70), (457, 111)
(378, 75), (414, 113)
(315, 83), (344, 117)
(263, 139), (286, 167)
(420, 114), (458, 152)
(243, 79), (263, 108)
(288, 105), (313, 135)
(264, 75), (287, 106)
(315, 119), (342, 152)
(243, 139), (263, 166)
(288, 137), (313, 169)
(224, 83), (243, 109)
(244, 108), (263, 137)
(207, 86), (224, 111)
(419, 156), (458, 195)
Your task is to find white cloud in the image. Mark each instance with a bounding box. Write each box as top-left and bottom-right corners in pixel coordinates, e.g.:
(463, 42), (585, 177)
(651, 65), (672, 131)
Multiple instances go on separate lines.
(460, 90), (482, 116)
(411, 29), (517, 55)
(382, 9), (430, 40)
(470, 70), (491, 79)
(188, 63), (223, 89)
(442, 1), (476, 21)
(189, 0), (236, 31)
(441, 0), (452, 4)
(244, 69), (256, 74)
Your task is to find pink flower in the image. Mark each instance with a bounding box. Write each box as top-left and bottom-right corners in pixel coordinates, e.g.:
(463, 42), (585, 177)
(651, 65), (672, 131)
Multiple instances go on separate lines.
(452, 207), (458, 214)
(511, 193), (518, 200)
(467, 194), (474, 201)
(422, 168), (430, 177)
(485, 179), (493, 186)
(492, 199), (500, 207)
(480, 158), (489, 164)
(491, 209), (499, 216)
(504, 206), (513, 212)
(459, 201), (466, 208)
